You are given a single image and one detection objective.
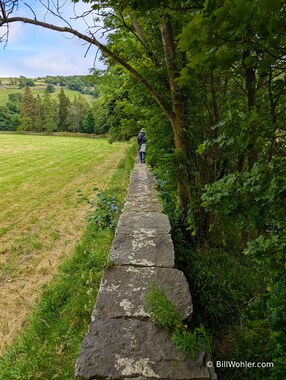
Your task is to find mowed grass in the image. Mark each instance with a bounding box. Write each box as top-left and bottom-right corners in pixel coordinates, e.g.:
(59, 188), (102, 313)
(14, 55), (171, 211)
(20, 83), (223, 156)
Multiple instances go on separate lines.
(0, 134), (129, 354)
(0, 144), (136, 379)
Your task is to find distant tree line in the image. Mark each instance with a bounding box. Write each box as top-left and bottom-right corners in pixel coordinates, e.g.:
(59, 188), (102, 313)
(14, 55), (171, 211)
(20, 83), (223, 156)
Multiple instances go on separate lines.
(0, 86), (109, 134)
(3, 75), (97, 95)
(44, 75), (96, 95)
(19, 76), (35, 88)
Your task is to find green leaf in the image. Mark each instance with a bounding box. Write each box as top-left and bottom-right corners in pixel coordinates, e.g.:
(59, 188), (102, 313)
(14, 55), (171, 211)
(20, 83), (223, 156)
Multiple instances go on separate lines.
(196, 144), (205, 155)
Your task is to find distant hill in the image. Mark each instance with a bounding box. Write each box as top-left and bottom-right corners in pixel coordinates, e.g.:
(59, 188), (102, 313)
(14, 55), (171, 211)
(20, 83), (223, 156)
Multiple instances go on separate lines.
(0, 75), (95, 105)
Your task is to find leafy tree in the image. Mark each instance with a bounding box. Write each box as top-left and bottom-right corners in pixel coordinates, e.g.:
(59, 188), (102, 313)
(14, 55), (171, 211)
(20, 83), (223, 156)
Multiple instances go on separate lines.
(42, 89), (57, 132)
(177, 1), (286, 376)
(19, 116), (33, 131)
(0, 105), (20, 130)
(6, 93), (21, 114)
(66, 94), (89, 133)
(19, 87), (36, 131)
(66, 102), (80, 133)
(75, 95), (89, 132)
(18, 76), (35, 88)
(8, 92), (22, 103)
(82, 108), (95, 134)
(58, 87), (70, 131)
(91, 99), (109, 134)
(33, 94), (44, 132)
(46, 84), (55, 93)
(85, 68), (104, 97)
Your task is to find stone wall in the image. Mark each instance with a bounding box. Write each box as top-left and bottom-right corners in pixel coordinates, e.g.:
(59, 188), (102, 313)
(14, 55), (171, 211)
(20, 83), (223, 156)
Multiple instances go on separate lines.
(75, 162), (216, 380)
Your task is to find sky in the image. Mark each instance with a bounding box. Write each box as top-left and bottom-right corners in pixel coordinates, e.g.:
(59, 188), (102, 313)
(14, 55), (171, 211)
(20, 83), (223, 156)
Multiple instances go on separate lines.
(0, 1), (106, 77)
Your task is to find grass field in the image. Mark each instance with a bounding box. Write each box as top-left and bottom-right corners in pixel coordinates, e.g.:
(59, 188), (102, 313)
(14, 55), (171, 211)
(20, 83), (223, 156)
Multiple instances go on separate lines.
(0, 134), (129, 354)
(0, 142), (136, 379)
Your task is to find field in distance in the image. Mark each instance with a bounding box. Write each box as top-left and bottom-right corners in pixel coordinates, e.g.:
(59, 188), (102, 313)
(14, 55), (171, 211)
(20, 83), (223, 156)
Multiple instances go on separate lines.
(0, 77), (92, 105)
(0, 134), (128, 354)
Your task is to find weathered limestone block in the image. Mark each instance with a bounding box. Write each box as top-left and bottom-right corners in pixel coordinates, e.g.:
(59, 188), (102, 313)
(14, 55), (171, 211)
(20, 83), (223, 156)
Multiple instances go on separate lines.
(109, 227), (174, 267)
(123, 198), (163, 213)
(116, 212), (171, 235)
(75, 318), (211, 380)
(128, 173), (157, 186)
(93, 266), (192, 320)
(124, 194), (159, 208)
(127, 191), (158, 204)
(128, 182), (158, 198)
(128, 183), (156, 194)
(129, 168), (156, 185)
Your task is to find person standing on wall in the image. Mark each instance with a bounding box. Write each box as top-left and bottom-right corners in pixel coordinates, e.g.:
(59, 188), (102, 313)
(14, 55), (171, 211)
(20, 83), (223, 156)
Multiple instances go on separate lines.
(137, 128), (147, 164)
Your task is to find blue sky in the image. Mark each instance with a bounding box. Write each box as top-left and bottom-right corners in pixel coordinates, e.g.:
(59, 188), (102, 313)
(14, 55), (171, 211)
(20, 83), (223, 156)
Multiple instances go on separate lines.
(0, 1), (105, 77)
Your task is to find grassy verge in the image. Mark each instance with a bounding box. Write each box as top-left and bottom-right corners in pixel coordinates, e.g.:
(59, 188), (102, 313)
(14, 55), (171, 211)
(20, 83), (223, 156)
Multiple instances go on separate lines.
(0, 143), (136, 380)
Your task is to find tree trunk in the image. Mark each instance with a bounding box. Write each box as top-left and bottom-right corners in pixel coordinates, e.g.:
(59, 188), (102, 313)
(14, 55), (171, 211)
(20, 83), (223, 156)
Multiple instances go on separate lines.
(210, 72), (220, 181)
(267, 68), (278, 162)
(241, 49), (258, 244)
(160, 15), (192, 214)
(129, 12), (159, 66)
(243, 49), (258, 169)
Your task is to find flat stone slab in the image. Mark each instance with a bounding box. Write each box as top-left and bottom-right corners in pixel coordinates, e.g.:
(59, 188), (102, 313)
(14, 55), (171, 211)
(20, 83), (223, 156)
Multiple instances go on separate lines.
(116, 212), (171, 235)
(126, 185), (158, 204)
(128, 180), (158, 194)
(75, 318), (211, 380)
(125, 194), (160, 207)
(130, 167), (156, 185)
(123, 198), (163, 213)
(92, 266), (191, 320)
(130, 177), (156, 188)
(129, 172), (157, 186)
(109, 228), (174, 267)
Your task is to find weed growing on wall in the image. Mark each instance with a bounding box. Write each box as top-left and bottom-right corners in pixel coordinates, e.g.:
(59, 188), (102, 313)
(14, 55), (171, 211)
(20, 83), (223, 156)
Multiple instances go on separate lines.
(146, 283), (212, 359)
(172, 324), (213, 359)
(146, 283), (183, 331)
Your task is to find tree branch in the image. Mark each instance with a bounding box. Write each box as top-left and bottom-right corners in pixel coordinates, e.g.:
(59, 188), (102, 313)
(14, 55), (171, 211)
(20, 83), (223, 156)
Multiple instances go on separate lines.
(0, 15), (174, 122)
(0, 0), (7, 19)
(23, 2), (37, 20)
(129, 12), (159, 66)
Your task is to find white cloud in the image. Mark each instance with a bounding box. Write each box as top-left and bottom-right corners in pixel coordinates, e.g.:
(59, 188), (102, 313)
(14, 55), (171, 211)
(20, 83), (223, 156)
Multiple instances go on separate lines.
(5, 45), (38, 52)
(0, 59), (24, 77)
(22, 50), (95, 76)
(0, 2), (107, 77)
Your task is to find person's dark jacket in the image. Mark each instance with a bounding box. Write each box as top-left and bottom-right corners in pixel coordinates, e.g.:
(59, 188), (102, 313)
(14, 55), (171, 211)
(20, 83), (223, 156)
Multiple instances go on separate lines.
(137, 131), (146, 146)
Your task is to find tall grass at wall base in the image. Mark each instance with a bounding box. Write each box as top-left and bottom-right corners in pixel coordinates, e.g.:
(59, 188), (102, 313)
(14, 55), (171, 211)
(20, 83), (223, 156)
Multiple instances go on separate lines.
(0, 143), (136, 380)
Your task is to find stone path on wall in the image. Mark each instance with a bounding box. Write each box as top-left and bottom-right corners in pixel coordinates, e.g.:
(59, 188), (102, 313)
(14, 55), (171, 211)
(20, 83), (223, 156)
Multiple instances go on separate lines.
(75, 162), (216, 380)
